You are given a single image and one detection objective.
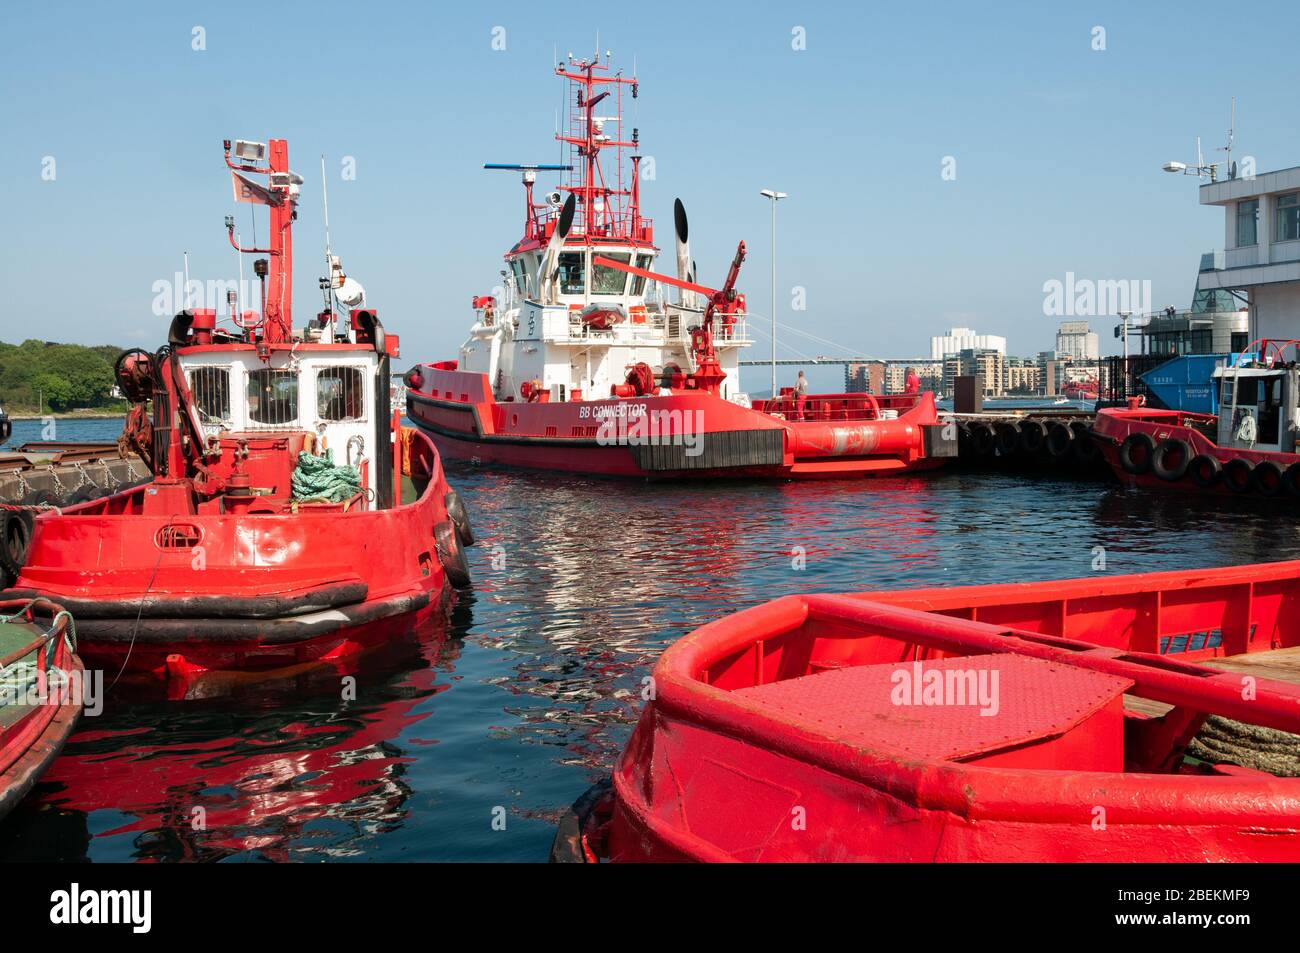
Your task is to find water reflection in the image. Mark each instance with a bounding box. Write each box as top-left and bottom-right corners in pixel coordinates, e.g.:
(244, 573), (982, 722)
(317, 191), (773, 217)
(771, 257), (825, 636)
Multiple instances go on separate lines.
(7, 457), (1300, 861)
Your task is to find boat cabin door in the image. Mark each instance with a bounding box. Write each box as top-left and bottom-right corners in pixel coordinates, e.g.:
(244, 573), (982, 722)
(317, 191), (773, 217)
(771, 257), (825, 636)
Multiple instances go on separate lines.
(1218, 368), (1299, 453)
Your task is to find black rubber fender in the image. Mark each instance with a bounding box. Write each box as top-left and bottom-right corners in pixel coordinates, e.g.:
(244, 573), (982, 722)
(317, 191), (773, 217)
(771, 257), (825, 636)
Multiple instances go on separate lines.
(1251, 460), (1284, 497)
(1118, 433), (1156, 475)
(1071, 423), (1100, 464)
(20, 489), (60, 507)
(444, 489), (474, 546)
(1188, 454), (1222, 489)
(1222, 457), (1253, 494)
(967, 422), (995, 457)
(1283, 462), (1300, 498)
(434, 520), (472, 589)
(994, 422), (1020, 456)
(1151, 438), (1193, 482)
(1045, 421), (1073, 458)
(0, 508), (36, 579)
(1018, 420), (1047, 455)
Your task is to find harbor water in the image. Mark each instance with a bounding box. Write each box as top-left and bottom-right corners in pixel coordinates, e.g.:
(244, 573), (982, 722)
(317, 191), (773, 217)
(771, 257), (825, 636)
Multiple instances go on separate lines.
(3, 417), (1300, 861)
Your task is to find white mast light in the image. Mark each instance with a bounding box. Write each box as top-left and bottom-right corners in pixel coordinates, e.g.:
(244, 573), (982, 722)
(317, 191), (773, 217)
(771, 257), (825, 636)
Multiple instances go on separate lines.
(233, 140), (267, 162)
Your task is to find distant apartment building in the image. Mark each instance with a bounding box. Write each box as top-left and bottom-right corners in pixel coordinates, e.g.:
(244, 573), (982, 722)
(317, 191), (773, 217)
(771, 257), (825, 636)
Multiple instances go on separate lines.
(929, 327), (1007, 361)
(1055, 320), (1099, 361)
(880, 359), (944, 394)
(1004, 356), (1041, 395)
(943, 348), (1004, 397)
(844, 360), (886, 394)
(846, 359), (947, 395)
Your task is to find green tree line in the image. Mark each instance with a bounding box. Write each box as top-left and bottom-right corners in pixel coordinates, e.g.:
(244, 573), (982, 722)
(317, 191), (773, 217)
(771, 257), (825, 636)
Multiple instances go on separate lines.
(0, 339), (128, 413)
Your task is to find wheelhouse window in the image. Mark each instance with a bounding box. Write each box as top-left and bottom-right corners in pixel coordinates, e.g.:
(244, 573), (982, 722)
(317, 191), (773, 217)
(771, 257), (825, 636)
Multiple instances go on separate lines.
(510, 258), (528, 297)
(1237, 199), (1259, 247)
(630, 253), (650, 296)
(317, 366), (366, 421)
(246, 368), (299, 426)
(1277, 193), (1300, 243)
(591, 253), (630, 295)
(189, 366), (231, 426)
(557, 252), (585, 295)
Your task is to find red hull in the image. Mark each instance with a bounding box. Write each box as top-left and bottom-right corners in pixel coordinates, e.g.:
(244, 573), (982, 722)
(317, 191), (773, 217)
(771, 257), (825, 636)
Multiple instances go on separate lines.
(407, 365), (953, 480)
(1092, 406), (1300, 497)
(4, 429), (464, 685)
(590, 561), (1300, 862)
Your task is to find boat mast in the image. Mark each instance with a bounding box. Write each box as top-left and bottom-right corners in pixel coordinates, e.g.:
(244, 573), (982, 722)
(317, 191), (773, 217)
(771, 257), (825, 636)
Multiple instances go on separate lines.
(555, 52), (639, 244)
(224, 139), (299, 344)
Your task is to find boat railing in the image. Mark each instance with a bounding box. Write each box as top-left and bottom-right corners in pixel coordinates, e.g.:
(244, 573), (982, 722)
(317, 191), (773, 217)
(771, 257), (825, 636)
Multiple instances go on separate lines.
(0, 597), (77, 694)
(753, 391), (918, 421)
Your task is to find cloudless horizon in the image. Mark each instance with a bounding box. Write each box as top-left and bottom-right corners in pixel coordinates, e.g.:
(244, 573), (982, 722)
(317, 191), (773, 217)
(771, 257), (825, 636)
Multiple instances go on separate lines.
(2, 0), (1297, 394)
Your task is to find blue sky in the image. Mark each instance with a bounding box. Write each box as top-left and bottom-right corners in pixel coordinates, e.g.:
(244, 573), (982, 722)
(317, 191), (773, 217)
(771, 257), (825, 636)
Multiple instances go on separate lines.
(2, 0), (1297, 393)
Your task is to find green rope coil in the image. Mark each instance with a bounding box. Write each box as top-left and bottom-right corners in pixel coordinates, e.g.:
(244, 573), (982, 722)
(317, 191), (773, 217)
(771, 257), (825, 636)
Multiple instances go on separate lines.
(290, 450), (362, 504)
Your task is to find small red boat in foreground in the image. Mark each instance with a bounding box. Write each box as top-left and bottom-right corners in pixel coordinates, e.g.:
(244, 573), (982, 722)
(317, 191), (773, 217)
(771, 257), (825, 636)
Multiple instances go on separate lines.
(407, 53), (953, 480)
(1093, 339), (1300, 497)
(561, 561), (1300, 862)
(0, 598), (82, 820)
(0, 139), (472, 686)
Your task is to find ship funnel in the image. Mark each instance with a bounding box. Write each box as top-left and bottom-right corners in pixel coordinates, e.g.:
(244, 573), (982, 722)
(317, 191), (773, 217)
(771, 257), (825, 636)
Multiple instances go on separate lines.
(539, 193), (578, 303)
(674, 198), (698, 309)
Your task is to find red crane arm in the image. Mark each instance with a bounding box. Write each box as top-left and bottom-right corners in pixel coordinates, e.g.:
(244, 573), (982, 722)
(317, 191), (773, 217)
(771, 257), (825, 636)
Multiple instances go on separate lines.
(591, 255), (718, 297)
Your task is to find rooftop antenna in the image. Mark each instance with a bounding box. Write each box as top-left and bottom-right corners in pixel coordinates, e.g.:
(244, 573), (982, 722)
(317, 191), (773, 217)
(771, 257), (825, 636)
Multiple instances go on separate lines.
(183, 252), (191, 309)
(1217, 96), (1237, 178)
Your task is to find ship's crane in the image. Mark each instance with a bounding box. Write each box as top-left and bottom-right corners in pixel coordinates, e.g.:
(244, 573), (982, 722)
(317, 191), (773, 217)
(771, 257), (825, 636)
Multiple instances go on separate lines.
(593, 242), (747, 394)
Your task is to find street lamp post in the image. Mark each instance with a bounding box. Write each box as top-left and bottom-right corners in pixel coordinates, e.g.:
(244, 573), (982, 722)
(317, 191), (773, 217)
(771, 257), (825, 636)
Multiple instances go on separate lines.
(760, 189), (787, 397)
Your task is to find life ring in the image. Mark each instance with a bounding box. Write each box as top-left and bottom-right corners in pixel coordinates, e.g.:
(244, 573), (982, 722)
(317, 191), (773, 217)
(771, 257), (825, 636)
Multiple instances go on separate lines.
(1283, 462), (1300, 498)
(444, 490), (475, 546)
(1222, 457), (1253, 494)
(0, 508), (36, 579)
(1118, 432), (1155, 475)
(1187, 454), (1222, 489)
(1151, 438), (1192, 482)
(1250, 460), (1284, 496)
(434, 520), (472, 589)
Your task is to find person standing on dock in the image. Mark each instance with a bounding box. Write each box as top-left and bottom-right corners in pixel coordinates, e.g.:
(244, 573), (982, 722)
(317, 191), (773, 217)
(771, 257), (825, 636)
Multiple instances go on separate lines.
(905, 367), (921, 395)
(795, 370), (809, 420)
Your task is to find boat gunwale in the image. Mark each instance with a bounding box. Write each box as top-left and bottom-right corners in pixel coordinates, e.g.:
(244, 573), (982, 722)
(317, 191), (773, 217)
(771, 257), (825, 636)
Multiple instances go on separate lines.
(627, 582), (1300, 829)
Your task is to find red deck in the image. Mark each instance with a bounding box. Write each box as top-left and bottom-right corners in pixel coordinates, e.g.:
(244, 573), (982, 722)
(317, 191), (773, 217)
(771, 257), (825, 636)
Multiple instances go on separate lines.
(590, 562), (1300, 863)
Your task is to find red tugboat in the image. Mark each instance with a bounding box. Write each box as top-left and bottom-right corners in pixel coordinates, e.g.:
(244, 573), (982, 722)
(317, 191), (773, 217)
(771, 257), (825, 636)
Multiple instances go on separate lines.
(559, 562), (1300, 862)
(0, 139), (471, 686)
(1093, 339), (1300, 496)
(406, 54), (953, 480)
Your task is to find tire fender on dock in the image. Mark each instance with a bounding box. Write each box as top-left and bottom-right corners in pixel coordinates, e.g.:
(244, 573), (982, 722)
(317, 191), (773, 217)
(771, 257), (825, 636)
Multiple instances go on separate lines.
(1045, 421), (1073, 458)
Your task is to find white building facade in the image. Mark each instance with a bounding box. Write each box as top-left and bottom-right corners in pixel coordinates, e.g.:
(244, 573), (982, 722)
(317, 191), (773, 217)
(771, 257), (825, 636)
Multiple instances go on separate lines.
(929, 327), (1007, 360)
(1055, 320), (1100, 360)
(1197, 166), (1300, 343)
